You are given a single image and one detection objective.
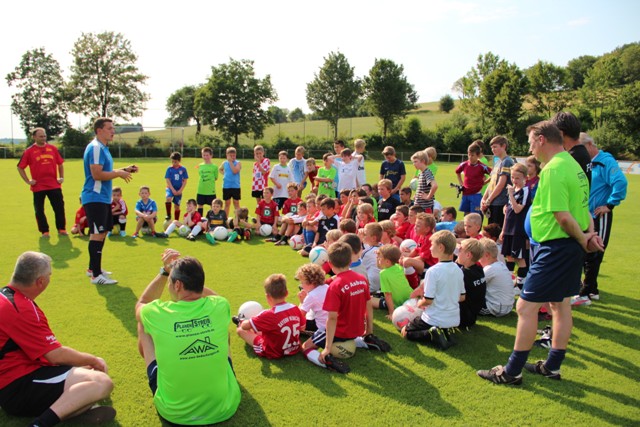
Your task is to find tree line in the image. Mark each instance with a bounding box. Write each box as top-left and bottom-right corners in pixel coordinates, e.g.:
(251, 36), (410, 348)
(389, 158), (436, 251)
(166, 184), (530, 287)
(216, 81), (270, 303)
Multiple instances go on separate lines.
(6, 33), (640, 158)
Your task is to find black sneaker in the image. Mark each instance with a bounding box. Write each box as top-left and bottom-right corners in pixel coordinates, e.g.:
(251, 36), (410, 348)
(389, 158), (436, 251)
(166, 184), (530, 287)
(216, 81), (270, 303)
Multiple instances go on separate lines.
(364, 334), (392, 352)
(231, 316), (240, 326)
(429, 327), (451, 350)
(186, 234), (196, 241)
(534, 338), (552, 349)
(324, 354), (350, 374)
(442, 328), (457, 347)
(524, 360), (561, 380)
(477, 365), (523, 385)
(155, 232), (168, 238)
(67, 405), (116, 425)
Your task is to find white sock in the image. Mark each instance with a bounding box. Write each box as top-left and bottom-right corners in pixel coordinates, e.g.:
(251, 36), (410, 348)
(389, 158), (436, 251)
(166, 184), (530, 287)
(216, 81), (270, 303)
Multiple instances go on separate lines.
(305, 349), (326, 368)
(166, 223), (177, 234)
(191, 224), (202, 236)
(404, 266), (415, 275)
(355, 336), (369, 349)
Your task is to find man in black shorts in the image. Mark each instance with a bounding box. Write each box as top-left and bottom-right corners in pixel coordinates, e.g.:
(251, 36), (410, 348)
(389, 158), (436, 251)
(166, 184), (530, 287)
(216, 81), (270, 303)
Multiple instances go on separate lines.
(477, 121), (603, 385)
(0, 252), (115, 426)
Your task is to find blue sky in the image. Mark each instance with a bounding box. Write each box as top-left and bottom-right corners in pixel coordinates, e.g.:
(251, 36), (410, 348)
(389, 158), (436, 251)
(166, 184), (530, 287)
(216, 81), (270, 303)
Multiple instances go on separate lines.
(1, 0), (639, 139)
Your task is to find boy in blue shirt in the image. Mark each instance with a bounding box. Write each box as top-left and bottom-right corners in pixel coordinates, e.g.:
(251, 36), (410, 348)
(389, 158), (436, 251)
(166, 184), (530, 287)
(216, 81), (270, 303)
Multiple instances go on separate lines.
(220, 147), (242, 217)
(133, 186), (168, 238)
(165, 152), (188, 221)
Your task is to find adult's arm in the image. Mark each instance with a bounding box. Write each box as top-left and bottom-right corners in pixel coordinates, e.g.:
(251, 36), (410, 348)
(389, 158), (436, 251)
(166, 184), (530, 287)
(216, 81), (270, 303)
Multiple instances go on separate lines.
(90, 164), (132, 183)
(17, 167), (35, 185)
(57, 164), (64, 184)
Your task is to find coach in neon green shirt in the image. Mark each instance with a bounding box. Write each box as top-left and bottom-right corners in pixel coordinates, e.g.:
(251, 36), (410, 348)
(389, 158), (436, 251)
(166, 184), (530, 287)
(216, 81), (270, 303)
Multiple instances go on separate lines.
(136, 249), (240, 425)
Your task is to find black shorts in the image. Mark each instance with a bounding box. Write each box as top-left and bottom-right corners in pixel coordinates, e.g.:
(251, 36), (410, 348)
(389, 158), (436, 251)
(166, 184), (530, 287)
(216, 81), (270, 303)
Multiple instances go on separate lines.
(0, 365), (72, 416)
(223, 188), (241, 201)
(274, 197), (287, 210)
(84, 202), (113, 234)
(378, 297), (388, 310)
(251, 190), (264, 199)
(501, 234), (528, 259)
(196, 194), (216, 207)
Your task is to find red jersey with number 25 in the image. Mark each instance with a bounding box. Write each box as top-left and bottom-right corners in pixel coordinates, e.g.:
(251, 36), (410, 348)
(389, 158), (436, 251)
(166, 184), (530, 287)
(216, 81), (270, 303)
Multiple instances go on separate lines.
(323, 270), (370, 339)
(249, 302), (302, 359)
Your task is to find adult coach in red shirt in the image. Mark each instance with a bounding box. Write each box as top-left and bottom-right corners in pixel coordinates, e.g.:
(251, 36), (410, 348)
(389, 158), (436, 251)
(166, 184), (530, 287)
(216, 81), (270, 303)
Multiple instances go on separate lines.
(0, 251), (115, 426)
(17, 128), (67, 237)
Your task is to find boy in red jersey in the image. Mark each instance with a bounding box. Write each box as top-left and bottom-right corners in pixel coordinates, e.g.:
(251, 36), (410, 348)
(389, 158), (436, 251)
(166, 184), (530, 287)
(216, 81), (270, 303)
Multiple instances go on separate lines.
(318, 243), (391, 372)
(237, 274), (303, 359)
(273, 183), (303, 245)
(256, 187), (280, 236)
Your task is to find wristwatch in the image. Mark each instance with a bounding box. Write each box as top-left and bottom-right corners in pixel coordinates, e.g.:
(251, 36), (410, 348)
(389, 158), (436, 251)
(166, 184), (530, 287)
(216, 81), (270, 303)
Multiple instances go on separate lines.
(159, 267), (170, 276)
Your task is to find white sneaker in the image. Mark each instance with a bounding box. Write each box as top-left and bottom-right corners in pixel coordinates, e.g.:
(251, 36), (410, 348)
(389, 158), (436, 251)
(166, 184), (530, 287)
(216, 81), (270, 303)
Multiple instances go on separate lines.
(91, 274), (118, 285)
(571, 295), (592, 306)
(589, 293), (600, 301)
(86, 269), (112, 277)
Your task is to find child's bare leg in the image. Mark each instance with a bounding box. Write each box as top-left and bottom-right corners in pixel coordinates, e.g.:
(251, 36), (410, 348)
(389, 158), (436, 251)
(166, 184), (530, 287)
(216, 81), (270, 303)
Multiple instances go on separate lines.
(237, 327), (258, 346)
(224, 199), (231, 216)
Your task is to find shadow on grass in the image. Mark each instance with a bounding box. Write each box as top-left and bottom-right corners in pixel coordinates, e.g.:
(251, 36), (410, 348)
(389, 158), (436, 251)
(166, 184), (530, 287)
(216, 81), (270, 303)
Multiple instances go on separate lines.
(439, 323), (519, 369)
(95, 284), (139, 336)
(217, 383), (272, 426)
(570, 341), (640, 377)
(38, 235), (82, 269)
(531, 378), (640, 425)
(573, 316), (640, 351)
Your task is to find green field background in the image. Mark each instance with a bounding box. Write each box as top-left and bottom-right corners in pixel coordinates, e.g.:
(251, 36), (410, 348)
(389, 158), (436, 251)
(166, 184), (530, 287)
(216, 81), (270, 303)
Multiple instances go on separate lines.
(0, 158), (638, 426)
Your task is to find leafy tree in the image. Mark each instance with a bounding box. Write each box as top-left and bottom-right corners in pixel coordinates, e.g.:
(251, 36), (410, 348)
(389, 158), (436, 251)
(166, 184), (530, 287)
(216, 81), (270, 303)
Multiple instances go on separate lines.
(480, 61), (528, 136)
(611, 80), (640, 139)
(581, 56), (622, 128)
(60, 127), (92, 147)
(403, 117), (423, 148)
(453, 52), (503, 124)
(68, 32), (149, 120)
(306, 51), (361, 139)
(267, 106), (289, 124)
(439, 94), (455, 113)
(362, 59), (418, 139)
(616, 42), (640, 84)
(525, 60), (569, 117)
(165, 85), (202, 134)
(194, 58), (277, 145)
(565, 55), (597, 89)
(288, 108), (305, 122)
(5, 47), (69, 138)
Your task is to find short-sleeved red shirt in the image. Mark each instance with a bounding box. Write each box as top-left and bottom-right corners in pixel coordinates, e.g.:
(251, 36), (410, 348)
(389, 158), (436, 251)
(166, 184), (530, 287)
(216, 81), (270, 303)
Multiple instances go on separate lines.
(322, 270), (370, 339)
(255, 200), (279, 225)
(0, 286), (62, 389)
(282, 197), (303, 216)
(18, 143), (64, 192)
(416, 232), (437, 267)
(249, 302), (302, 359)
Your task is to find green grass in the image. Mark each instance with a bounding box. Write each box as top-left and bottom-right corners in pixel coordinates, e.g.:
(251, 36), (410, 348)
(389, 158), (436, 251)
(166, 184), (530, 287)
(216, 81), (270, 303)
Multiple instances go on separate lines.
(113, 101), (454, 147)
(1, 158), (638, 426)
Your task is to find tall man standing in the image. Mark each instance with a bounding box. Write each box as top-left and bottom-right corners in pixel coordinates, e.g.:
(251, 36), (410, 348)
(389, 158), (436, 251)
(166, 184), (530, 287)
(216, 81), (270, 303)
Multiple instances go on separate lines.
(82, 118), (137, 285)
(17, 128), (66, 237)
(572, 133), (627, 305)
(477, 121), (602, 385)
(0, 252), (115, 426)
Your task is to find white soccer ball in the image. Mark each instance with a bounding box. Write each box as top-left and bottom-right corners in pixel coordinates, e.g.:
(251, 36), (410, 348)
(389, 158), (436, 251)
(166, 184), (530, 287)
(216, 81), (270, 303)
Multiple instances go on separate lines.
(392, 304), (421, 331)
(212, 226), (229, 241)
(141, 226), (152, 236)
(309, 246), (329, 265)
(400, 239), (418, 254)
(238, 301), (264, 321)
(289, 234), (305, 250)
(259, 224), (273, 237)
(177, 225), (191, 237)
(410, 177), (418, 192)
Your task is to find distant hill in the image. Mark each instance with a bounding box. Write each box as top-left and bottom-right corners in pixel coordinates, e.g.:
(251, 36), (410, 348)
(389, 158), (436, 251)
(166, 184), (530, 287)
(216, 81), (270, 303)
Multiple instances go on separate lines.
(0, 138), (26, 144)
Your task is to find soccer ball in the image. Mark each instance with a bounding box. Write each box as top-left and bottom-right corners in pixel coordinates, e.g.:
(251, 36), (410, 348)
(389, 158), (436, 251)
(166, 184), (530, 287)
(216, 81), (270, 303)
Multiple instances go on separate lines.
(177, 225), (191, 237)
(289, 234), (305, 250)
(410, 177), (418, 191)
(400, 239), (418, 254)
(237, 301), (264, 321)
(259, 224), (273, 237)
(392, 304), (422, 331)
(330, 339), (356, 359)
(212, 226), (229, 241)
(141, 227), (152, 236)
(309, 246), (329, 265)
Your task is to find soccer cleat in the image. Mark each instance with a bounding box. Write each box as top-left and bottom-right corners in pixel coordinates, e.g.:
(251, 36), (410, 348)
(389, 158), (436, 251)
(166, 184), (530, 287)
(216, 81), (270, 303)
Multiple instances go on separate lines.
(534, 338), (552, 349)
(537, 325), (552, 336)
(91, 274), (118, 285)
(58, 229), (68, 236)
(67, 405), (116, 425)
(477, 365), (523, 385)
(244, 229), (252, 240)
(571, 295), (592, 306)
(589, 293), (600, 301)
(429, 327), (451, 350)
(186, 234), (196, 241)
(86, 269), (112, 277)
(524, 360), (561, 380)
(42, 232), (50, 237)
(154, 232), (168, 238)
(227, 230), (238, 242)
(205, 233), (217, 245)
(264, 236), (278, 242)
(274, 239), (287, 246)
(119, 230), (126, 237)
(231, 316), (240, 326)
(364, 334), (392, 352)
(324, 354), (351, 374)
(165, 215), (170, 220)
(132, 233), (139, 239)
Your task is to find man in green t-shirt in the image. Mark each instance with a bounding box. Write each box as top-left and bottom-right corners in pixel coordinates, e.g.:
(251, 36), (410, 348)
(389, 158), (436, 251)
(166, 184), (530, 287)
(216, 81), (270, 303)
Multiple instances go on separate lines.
(136, 249), (240, 425)
(196, 147), (219, 216)
(477, 120), (604, 386)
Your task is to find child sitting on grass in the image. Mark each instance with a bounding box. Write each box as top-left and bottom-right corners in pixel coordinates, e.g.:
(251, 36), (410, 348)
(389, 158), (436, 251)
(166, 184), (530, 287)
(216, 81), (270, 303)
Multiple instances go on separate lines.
(479, 238), (514, 317)
(164, 198), (204, 241)
(228, 207), (255, 242)
(255, 187), (279, 239)
(204, 199), (228, 244)
(393, 205), (411, 242)
(378, 220), (397, 246)
(457, 238), (487, 329)
(71, 197), (88, 235)
(372, 245), (413, 320)
(338, 233), (367, 278)
(462, 212), (483, 241)
(361, 223), (384, 294)
(275, 202), (307, 246)
(133, 186), (168, 238)
(236, 274), (303, 359)
(401, 230), (465, 350)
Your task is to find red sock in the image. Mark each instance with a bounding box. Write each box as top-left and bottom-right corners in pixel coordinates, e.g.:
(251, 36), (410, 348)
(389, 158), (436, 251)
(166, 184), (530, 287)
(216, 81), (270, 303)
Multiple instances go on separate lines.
(165, 202), (172, 218)
(174, 209), (180, 221)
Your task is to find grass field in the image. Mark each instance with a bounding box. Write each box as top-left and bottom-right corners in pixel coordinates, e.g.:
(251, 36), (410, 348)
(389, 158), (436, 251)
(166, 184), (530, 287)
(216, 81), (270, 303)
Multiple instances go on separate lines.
(1, 157), (638, 426)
